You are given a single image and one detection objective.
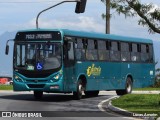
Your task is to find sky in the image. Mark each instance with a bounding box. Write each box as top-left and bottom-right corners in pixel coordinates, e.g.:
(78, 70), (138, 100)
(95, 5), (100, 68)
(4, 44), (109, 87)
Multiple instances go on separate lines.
(0, 0), (160, 76)
(0, 0), (159, 40)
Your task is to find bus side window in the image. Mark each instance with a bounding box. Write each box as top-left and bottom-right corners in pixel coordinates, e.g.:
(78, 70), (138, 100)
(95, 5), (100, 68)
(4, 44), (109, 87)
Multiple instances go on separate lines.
(86, 39), (98, 61)
(75, 38), (85, 61)
(110, 41), (120, 61)
(98, 40), (109, 61)
(121, 42), (130, 62)
(141, 44), (149, 63)
(131, 43), (140, 62)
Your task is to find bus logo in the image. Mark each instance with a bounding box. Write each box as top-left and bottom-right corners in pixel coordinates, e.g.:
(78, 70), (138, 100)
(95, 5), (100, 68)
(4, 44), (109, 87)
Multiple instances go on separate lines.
(87, 64), (101, 77)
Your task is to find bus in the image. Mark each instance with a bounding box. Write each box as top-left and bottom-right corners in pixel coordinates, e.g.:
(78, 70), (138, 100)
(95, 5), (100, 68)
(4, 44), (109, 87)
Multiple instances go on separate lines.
(5, 29), (155, 99)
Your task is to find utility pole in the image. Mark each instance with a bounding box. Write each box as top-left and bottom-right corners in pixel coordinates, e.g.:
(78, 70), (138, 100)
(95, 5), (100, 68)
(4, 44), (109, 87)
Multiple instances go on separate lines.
(106, 0), (110, 34)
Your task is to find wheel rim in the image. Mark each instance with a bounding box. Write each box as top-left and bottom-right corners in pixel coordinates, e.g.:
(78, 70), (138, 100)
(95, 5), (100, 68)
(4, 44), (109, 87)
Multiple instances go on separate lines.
(127, 81), (131, 93)
(79, 84), (83, 95)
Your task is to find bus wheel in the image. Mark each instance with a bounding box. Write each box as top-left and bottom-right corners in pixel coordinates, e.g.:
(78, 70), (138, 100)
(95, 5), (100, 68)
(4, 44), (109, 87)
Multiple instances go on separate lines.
(73, 80), (83, 100)
(34, 91), (43, 99)
(84, 91), (99, 97)
(125, 77), (132, 94)
(116, 77), (133, 95)
(116, 90), (124, 95)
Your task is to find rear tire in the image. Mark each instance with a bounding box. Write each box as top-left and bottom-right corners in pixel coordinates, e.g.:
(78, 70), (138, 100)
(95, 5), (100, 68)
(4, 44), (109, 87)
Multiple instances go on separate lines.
(34, 91), (43, 99)
(116, 77), (133, 95)
(116, 90), (124, 95)
(73, 80), (83, 100)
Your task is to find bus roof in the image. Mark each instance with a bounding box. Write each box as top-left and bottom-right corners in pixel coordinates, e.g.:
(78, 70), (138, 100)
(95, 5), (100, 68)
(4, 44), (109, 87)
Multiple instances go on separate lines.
(17, 29), (153, 44)
(62, 29), (153, 44)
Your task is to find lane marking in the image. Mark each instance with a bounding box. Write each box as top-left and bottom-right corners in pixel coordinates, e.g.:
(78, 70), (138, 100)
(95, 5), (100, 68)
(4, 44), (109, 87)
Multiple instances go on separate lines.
(98, 96), (136, 120)
(98, 96), (118, 112)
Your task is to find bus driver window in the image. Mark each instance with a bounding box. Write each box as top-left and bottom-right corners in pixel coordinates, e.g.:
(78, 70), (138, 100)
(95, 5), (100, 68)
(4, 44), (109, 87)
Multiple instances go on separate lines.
(64, 41), (75, 67)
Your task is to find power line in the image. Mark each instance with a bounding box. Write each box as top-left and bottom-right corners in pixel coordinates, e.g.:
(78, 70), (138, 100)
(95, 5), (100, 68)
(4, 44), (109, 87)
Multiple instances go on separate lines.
(0, 1), (60, 4)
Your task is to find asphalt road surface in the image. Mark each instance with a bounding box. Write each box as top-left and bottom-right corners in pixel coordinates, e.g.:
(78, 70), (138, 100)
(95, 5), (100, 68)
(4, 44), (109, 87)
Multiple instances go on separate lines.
(0, 91), (131, 120)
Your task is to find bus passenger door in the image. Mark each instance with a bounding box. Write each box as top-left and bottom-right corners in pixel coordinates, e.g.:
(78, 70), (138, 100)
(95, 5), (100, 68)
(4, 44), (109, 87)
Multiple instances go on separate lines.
(63, 41), (76, 92)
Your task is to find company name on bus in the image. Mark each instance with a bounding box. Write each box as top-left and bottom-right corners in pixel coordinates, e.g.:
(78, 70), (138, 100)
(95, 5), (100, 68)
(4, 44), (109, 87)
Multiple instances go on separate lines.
(87, 64), (101, 77)
(25, 34), (52, 40)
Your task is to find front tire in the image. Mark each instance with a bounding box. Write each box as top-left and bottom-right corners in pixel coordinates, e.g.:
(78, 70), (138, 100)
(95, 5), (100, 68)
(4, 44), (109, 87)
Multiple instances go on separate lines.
(116, 77), (133, 95)
(73, 80), (83, 100)
(34, 91), (43, 99)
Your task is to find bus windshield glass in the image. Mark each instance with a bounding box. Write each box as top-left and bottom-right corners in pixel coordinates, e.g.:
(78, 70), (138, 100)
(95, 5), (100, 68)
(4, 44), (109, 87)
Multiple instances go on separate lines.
(14, 42), (62, 71)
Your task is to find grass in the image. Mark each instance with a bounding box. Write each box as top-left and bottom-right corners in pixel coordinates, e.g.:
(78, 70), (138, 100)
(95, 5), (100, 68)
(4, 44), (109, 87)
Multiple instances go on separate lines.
(133, 87), (160, 91)
(0, 85), (13, 90)
(112, 94), (160, 117)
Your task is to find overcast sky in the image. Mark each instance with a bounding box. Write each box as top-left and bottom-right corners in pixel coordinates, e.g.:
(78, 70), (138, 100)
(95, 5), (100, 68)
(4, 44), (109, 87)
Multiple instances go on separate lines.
(0, 0), (160, 41)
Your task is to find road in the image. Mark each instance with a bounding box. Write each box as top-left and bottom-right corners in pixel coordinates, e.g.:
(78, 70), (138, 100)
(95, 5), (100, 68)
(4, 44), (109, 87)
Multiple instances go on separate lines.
(0, 91), (130, 120)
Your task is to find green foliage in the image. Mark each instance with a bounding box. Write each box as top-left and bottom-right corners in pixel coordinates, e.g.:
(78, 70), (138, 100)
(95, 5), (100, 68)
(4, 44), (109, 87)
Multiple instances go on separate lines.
(153, 79), (160, 88)
(154, 66), (160, 87)
(134, 87), (160, 91)
(101, 0), (160, 34)
(0, 85), (13, 90)
(112, 94), (160, 116)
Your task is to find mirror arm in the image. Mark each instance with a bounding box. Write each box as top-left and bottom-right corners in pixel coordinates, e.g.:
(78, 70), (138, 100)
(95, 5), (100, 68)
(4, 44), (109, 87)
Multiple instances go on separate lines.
(6, 39), (14, 45)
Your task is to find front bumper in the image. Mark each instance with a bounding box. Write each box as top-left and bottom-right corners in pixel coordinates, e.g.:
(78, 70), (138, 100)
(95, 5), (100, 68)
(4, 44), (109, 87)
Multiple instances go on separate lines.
(13, 80), (64, 92)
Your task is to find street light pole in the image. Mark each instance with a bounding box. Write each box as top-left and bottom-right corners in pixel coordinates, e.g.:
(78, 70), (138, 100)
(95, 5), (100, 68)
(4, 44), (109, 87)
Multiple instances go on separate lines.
(36, 0), (80, 29)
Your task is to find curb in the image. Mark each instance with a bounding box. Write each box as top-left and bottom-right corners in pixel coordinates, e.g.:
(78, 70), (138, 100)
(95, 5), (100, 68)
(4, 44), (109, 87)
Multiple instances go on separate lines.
(132, 91), (160, 94)
(108, 100), (133, 117)
(108, 98), (159, 119)
(0, 90), (33, 94)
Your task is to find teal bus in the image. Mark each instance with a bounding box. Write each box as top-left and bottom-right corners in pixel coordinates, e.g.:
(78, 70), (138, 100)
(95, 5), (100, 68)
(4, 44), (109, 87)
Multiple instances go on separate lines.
(6, 29), (155, 99)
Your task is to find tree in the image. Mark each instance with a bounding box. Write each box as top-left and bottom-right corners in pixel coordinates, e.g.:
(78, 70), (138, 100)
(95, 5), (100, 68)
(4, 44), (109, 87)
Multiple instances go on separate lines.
(101, 0), (160, 34)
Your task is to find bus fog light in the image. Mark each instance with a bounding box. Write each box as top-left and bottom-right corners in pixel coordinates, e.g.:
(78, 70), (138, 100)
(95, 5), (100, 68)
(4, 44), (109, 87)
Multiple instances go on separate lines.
(50, 85), (59, 89)
(50, 80), (54, 83)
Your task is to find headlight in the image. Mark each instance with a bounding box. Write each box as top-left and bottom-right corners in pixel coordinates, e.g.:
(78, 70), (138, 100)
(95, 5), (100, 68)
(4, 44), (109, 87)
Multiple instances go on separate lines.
(14, 75), (24, 82)
(54, 74), (60, 80)
(50, 73), (62, 82)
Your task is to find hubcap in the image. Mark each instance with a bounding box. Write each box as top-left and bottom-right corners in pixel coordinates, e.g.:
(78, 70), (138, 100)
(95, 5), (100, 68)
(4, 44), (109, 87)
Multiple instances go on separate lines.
(79, 84), (83, 94)
(127, 82), (131, 93)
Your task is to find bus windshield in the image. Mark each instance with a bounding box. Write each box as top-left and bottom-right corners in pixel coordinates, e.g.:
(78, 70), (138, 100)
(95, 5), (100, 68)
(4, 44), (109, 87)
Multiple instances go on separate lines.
(14, 42), (62, 71)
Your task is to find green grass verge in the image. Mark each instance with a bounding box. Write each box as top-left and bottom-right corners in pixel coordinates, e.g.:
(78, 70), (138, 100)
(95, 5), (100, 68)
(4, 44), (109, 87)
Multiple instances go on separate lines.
(112, 94), (160, 117)
(133, 87), (160, 91)
(0, 85), (13, 90)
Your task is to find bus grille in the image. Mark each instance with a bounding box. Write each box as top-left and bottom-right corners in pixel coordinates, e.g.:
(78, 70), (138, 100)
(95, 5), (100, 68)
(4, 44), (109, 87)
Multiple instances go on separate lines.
(27, 84), (45, 88)
(26, 80), (48, 83)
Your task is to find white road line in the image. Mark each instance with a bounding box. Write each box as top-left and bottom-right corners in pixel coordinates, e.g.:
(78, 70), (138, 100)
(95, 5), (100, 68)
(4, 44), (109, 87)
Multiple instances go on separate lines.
(98, 96), (118, 112)
(98, 96), (136, 120)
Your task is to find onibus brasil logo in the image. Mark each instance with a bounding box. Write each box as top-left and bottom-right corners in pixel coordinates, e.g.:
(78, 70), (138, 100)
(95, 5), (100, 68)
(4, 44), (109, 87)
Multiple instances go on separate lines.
(87, 64), (101, 77)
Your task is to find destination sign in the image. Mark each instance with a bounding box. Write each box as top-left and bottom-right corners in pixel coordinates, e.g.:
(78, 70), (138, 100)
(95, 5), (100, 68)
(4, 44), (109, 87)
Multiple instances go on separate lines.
(15, 31), (61, 41)
(25, 34), (52, 40)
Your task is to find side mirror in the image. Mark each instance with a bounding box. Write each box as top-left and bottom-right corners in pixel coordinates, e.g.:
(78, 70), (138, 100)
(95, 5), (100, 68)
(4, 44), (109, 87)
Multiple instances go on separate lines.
(5, 44), (9, 55)
(5, 39), (14, 55)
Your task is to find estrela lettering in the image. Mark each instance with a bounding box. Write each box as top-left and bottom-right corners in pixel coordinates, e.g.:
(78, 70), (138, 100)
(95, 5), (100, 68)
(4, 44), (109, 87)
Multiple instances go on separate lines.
(87, 64), (101, 77)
